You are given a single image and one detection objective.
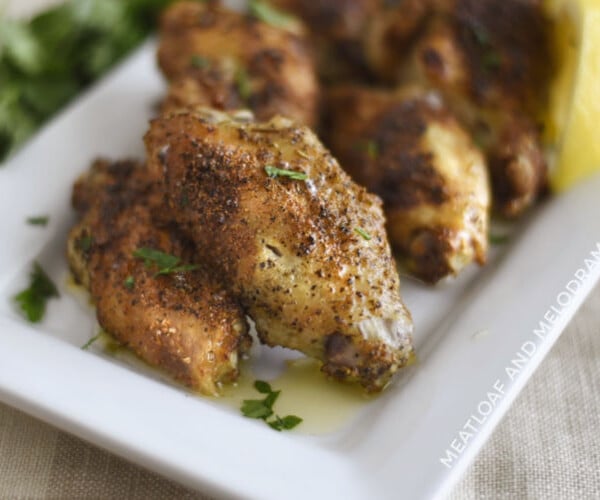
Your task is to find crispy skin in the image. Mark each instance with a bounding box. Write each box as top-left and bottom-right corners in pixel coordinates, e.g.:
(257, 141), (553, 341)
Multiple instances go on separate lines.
(324, 86), (489, 283)
(145, 109), (414, 392)
(67, 159), (250, 395)
(363, 0), (551, 217)
(158, 1), (319, 128)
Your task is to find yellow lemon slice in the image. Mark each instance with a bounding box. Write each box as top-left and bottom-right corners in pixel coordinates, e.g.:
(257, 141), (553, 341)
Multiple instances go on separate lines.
(544, 0), (600, 192)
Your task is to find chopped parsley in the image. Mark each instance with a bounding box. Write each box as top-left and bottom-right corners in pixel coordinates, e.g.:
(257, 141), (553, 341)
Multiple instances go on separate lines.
(355, 140), (379, 160)
(354, 227), (372, 241)
(26, 215), (49, 226)
(0, 0), (177, 163)
(76, 235), (93, 252)
(241, 380), (303, 431)
(190, 54), (210, 69)
(81, 332), (102, 350)
(133, 247), (198, 277)
(489, 233), (510, 245)
(265, 165), (308, 181)
(248, 0), (298, 29)
(235, 66), (252, 101)
(14, 262), (59, 322)
(124, 275), (135, 289)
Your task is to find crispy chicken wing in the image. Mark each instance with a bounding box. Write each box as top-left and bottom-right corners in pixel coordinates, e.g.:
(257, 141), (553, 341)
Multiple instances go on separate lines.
(67, 159), (250, 395)
(363, 0), (552, 217)
(324, 85), (489, 283)
(158, 1), (319, 128)
(145, 108), (414, 392)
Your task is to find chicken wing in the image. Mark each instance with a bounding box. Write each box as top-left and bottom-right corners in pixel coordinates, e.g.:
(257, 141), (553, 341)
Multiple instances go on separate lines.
(363, 0), (552, 217)
(145, 108), (414, 392)
(68, 159), (250, 395)
(158, 1), (319, 128)
(324, 85), (489, 283)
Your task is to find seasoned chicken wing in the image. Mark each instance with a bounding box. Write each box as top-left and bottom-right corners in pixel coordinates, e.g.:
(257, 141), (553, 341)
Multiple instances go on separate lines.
(158, 1), (319, 128)
(324, 85), (489, 283)
(363, 0), (552, 217)
(68, 159), (250, 395)
(145, 109), (414, 392)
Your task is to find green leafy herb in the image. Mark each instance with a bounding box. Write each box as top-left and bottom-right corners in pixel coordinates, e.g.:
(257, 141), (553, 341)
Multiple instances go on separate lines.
(355, 140), (379, 160)
(132, 247), (199, 277)
(26, 215), (49, 226)
(235, 66), (252, 101)
(0, 0), (178, 163)
(81, 332), (102, 350)
(354, 227), (372, 241)
(124, 275), (135, 289)
(489, 233), (510, 245)
(241, 380), (303, 431)
(265, 165), (308, 181)
(366, 140), (379, 160)
(190, 54), (210, 69)
(248, 0), (297, 28)
(14, 262), (59, 322)
(76, 235), (93, 252)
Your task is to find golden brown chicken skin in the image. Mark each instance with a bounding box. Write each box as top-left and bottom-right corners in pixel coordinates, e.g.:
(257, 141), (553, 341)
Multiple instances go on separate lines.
(158, 1), (319, 128)
(67, 159), (250, 396)
(145, 108), (414, 392)
(324, 86), (489, 283)
(363, 0), (552, 217)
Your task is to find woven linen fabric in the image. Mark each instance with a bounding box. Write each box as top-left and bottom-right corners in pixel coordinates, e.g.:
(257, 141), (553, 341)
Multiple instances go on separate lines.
(0, 283), (598, 499)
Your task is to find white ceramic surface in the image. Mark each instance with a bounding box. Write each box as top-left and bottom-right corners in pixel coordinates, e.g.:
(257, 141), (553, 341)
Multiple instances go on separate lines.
(1, 41), (599, 500)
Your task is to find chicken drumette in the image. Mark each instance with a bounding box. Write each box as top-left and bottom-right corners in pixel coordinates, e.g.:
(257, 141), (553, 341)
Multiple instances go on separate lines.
(158, 0), (319, 128)
(68, 159), (250, 396)
(145, 108), (414, 392)
(363, 0), (552, 217)
(324, 85), (489, 283)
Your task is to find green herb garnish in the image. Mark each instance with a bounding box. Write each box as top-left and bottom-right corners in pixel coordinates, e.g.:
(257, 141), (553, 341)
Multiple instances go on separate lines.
(190, 54), (210, 69)
(14, 262), (59, 322)
(489, 233), (510, 245)
(124, 275), (135, 289)
(133, 247), (198, 277)
(366, 140), (379, 160)
(81, 332), (102, 350)
(265, 165), (308, 181)
(76, 235), (93, 252)
(235, 66), (252, 101)
(354, 227), (372, 241)
(26, 215), (49, 226)
(241, 380), (303, 431)
(0, 0), (177, 163)
(248, 0), (297, 28)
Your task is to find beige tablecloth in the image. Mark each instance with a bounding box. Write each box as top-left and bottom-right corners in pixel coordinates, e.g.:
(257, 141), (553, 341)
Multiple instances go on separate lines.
(2, 2), (599, 498)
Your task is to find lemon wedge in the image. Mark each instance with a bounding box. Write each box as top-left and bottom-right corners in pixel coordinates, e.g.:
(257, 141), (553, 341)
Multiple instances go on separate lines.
(544, 0), (600, 192)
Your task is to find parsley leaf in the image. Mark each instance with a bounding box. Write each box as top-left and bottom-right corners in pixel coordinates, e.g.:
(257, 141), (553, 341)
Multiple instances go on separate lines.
(124, 275), (135, 289)
(354, 227), (372, 241)
(190, 54), (210, 69)
(265, 165), (308, 181)
(0, 0), (176, 163)
(132, 247), (198, 277)
(81, 332), (102, 350)
(235, 66), (252, 101)
(14, 262), (59, 322)
(248, 0), (297, 29)
(26, 215), (49, 226)
(241, 379), (303, 431)
(489, 233), (510, 245)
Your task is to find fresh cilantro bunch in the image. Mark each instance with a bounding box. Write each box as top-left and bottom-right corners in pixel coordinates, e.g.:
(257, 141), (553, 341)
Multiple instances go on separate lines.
(0, 0), (177, 162)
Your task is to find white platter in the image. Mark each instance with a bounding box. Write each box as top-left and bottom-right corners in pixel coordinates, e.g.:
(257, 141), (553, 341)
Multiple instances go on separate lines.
(1, 40), (600, 500)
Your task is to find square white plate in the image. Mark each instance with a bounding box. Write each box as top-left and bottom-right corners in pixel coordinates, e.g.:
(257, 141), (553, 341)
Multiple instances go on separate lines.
(1, 40), (600, 500)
